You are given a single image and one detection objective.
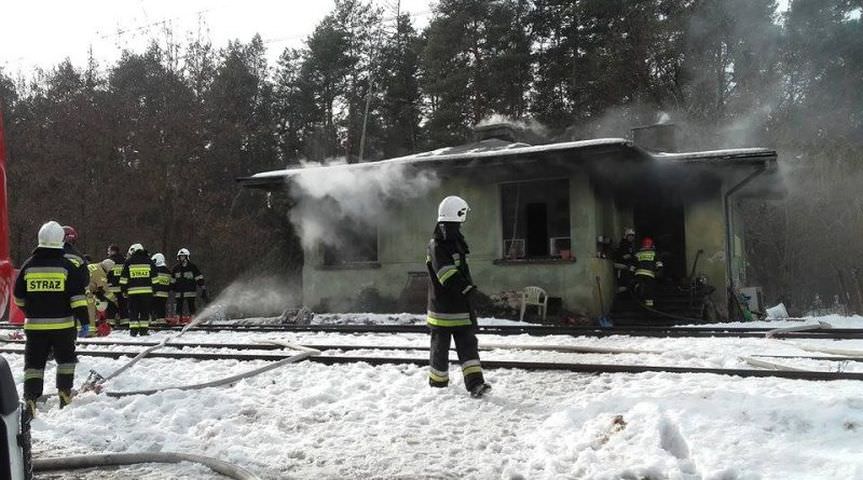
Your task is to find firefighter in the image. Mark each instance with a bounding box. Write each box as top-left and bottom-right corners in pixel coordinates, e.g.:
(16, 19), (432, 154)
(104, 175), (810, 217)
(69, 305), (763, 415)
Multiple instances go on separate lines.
(62, 225), (89, 285)
(120, 243), (156, 336)
(151, 253), (171, 326)
(634, 237), (663, 307)
(613, 227), (637, 294)
(86, 259), (117, 336)
(104, 244), (129, 329)
(171, 248), (208, 324)
(425, 196), (491, 398)
(13, 221), (89, 414)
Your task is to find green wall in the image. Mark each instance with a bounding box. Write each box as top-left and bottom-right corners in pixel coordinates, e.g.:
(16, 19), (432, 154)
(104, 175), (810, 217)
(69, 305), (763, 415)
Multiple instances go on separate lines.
(303, 170), (614, 315)
(302, 168), (736, 319)
(683, 185), (729, 317)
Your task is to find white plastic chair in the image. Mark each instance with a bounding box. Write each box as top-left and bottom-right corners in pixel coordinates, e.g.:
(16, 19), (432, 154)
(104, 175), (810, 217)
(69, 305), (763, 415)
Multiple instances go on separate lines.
(520, 286), (548, 322)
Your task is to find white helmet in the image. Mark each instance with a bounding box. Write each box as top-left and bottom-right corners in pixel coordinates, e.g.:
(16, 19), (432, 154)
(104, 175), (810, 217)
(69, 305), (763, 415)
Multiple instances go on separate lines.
(177, 248), (190, 258)
(151, 253), (166, 266)
(37, 221), (65, 249)
(437, 196), (470, 223)
(624, 227), (636, 237)
(100, 258), (116, 273)
(128, 243), (144, 256)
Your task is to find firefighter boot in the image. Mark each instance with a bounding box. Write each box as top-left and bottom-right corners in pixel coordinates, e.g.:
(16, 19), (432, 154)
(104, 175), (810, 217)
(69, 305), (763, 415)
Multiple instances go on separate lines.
(25, 399), (37, 417)
(58, 389), (73, 409)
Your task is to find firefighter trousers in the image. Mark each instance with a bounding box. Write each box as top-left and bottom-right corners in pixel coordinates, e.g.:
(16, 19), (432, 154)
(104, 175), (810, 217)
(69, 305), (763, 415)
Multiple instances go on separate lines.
(636, 274), (656, 307)
(151, 296), (167, 325)
(127, 294), (152, 336)
(24, 328), (77, 401)
(107, 294), (129, 327)
(428, 326), (485, 391)
(175, 296), (196, 317)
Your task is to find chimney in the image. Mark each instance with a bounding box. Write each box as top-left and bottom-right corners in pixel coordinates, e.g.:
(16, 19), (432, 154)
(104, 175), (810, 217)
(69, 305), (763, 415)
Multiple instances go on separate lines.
(472, 122), (548, 145)
(631, 123), (679, 152)
(473, 123), (518, 143)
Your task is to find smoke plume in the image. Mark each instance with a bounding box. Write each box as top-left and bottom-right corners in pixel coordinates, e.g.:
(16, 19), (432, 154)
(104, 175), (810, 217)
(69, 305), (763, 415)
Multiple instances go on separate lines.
(288, 158), (439, 249)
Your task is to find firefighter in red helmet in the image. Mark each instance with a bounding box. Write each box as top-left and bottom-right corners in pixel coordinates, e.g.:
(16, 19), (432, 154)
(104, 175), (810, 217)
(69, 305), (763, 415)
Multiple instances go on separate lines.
(62, 225), (89, 285)
(634, 237), (663, 307)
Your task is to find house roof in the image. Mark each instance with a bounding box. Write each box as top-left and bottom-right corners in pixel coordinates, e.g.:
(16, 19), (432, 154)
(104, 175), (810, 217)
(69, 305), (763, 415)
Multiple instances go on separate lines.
(237, 137), (777, 189)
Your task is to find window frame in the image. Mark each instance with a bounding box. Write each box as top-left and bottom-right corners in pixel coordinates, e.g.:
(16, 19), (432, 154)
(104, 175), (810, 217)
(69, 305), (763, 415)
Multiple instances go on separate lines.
(497, 177), (574, 263)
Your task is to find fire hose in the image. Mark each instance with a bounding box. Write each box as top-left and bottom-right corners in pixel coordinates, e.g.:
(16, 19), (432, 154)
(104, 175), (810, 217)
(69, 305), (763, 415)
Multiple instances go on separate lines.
(80, 312), (220, 393)
(106, 346), (319, 397)
(33, 452), (261, 480)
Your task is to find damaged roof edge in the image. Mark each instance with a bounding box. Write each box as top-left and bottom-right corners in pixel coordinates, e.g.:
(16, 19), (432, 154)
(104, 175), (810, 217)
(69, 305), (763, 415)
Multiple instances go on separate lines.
(236, 138), (632, 187)
(237, 139), (778, 189)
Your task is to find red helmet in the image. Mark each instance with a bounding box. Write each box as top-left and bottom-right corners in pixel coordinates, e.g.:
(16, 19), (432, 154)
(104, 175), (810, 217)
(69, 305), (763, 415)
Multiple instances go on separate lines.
(62, 225), (78, 244)
(641, 237), (654, 249)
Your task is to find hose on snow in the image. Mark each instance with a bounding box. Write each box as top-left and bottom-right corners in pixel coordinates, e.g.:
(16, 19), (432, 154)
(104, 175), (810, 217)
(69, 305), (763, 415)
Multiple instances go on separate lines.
(82, 313), (216, 393)
(33, 452), (261, 480)
(106, 347), (319, 397)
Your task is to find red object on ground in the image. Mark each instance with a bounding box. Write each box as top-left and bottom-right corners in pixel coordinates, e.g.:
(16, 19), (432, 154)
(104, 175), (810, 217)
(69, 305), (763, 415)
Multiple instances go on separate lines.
(96, 321), (111, 337)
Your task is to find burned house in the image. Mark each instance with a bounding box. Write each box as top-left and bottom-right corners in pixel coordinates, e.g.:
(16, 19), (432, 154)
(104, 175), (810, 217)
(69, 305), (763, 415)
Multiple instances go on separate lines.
(238, 124), (779, 321)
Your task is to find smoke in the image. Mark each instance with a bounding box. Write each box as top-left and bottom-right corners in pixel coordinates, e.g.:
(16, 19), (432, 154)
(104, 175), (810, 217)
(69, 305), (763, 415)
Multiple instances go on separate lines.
(476, 113), (550, 140)
(196, 274), (300, 321)
(287, 158), (439, 249)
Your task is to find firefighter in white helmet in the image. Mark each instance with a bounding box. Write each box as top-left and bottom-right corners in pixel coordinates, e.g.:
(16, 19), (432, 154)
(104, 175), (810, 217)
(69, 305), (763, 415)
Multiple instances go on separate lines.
(425, 196), (491, 398)
(119, 243), (156, 336)
(171, 248), (208, 324)
(150, 253), (172, 326)
(13, 221), (89, 413)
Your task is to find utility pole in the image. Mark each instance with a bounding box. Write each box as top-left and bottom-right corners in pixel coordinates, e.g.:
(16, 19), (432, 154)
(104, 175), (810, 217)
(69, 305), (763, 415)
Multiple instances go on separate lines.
(359, 0), (400, 162)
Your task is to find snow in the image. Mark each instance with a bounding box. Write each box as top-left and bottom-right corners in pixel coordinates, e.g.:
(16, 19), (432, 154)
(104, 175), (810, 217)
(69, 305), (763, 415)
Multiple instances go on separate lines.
(244, 138), (631, 180)
(684, 314), (863, 329)
(4, 314), (863, 479)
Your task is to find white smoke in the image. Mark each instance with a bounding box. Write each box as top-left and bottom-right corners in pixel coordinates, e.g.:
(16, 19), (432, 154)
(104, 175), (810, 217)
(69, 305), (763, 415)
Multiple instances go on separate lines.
(288, 158), (439, 249)
(475, 113), (550, 139)
(196, 275), (300, 321)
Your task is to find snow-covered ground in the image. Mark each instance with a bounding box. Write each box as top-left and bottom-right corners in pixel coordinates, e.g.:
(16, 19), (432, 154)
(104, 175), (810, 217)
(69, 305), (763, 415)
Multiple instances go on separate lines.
(685, 314), (863, 329)
(4, 314), (863, 479)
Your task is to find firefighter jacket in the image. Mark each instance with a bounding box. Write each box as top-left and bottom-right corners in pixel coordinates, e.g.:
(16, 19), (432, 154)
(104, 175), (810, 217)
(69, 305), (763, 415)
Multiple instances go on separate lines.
(86, 263), (116, 304)
(634, 247), (664, 278)
(64, 243), (90, 285)
(120, 251), (157, 296)
(426, 222), (475, 328)
(613, 238), (636, 271)
(172, 261), (204, 298)
(13, 247), (89, 330)
(154, 265), (172, 298)
(106, 252), (126, 295)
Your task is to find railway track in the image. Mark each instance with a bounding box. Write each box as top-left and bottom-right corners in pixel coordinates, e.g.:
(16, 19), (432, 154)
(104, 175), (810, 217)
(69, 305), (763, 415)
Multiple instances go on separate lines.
(5, 338), (863, 363)
(4, 322), (862, 339)
(1, 343), (862, 382)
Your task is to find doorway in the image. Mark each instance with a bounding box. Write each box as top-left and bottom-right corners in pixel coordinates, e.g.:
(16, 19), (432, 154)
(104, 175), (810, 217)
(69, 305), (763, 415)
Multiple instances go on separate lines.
(633, 187), (687, 282)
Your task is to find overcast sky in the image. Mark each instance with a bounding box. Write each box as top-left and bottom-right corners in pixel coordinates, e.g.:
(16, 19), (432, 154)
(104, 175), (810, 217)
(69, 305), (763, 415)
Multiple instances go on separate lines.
(0, 0), (435, 75)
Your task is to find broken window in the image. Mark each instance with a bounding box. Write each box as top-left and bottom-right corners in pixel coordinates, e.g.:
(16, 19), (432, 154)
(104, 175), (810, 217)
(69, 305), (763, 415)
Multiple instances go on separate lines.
(322, 219), (379, 266)
(501, 179), (571, 259)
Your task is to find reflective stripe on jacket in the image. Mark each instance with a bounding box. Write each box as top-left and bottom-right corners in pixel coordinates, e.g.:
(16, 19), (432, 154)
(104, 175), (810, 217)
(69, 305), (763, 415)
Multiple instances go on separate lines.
(172, 261), (204, 294)
(426, 223), (474, 328)
(120, 252), (156, 296)
(634, 248), (663, 278)
(153, 265), (172, 298)
(14, 248), (88, 330)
